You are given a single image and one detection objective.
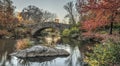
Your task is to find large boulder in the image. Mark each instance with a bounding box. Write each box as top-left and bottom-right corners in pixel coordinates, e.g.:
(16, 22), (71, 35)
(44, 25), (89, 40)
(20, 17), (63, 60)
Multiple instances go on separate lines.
(10, 45), (70, 58)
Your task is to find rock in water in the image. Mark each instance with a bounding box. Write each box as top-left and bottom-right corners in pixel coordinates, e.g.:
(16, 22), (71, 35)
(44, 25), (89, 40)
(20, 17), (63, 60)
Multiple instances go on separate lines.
(10, 45), (70, 58)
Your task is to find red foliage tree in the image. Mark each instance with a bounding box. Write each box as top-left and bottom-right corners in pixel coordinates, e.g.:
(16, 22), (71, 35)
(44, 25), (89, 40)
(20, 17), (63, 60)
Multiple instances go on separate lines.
(77, 0), (120, 34)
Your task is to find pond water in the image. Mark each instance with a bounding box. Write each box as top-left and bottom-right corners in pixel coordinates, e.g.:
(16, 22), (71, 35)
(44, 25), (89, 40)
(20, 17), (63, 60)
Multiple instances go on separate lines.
(0, 39), (85, 66)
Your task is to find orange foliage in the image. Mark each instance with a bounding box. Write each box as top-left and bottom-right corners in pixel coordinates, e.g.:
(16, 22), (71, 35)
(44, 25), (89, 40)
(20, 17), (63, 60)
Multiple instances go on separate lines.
(17, 12), (23, 22)
(0, 30), (9, 36)
(77, 0), (120, 31)
(15, 39), (32, 50)
(82, 19), (108, 31)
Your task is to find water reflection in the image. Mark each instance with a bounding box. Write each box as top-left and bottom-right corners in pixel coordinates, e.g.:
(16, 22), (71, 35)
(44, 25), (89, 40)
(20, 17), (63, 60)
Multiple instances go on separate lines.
(44, 36), (61, 45)
(0, 40), (16, 66)
(65, 47), (83, 66)
(0, 39), (84, 66)
(16, 57), (57, 66)
(60, 38), (85, 66)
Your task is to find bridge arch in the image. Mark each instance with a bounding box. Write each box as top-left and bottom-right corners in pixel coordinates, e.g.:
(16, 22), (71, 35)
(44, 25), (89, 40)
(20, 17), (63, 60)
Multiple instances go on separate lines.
(33, 27), (60, 37)
(31, 22), (70, 37)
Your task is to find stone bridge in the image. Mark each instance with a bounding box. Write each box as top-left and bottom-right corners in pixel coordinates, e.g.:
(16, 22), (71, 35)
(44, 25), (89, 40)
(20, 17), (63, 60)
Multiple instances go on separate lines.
(31, 22), (70, 36)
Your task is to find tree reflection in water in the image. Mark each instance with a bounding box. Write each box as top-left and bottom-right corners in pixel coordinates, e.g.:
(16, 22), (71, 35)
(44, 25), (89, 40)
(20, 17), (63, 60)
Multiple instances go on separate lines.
(0, 40), (16, 66)
(0, 52), (15, 66)
(0, 52), (7, 66)
(18, 59), (31, 66)
(61, 38), (84, 66)
(17, 57), (57, 66)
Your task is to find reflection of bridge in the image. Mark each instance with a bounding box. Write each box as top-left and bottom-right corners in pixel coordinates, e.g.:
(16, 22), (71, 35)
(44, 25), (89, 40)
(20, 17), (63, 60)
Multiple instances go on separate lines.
(31, 22), (70, 37)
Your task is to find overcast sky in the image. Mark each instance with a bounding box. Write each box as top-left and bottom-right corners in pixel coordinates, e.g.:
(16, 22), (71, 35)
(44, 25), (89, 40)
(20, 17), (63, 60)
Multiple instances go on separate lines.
(12, 0), (76, 21)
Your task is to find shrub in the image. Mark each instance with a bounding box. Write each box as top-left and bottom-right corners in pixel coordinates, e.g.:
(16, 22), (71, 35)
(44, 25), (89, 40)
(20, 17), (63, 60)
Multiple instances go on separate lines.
(62, 29), (70, 37)
(84, 40), (120, 66)
(62, 27), (80, 37)
(70, 27), (79, 34)
(15, 38), (33, 50)
(99, 31), (107, 34)
(0, 30), (9, 38)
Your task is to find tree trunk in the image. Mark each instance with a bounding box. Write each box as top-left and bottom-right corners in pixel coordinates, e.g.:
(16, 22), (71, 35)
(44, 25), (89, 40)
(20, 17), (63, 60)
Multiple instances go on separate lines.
(109, 21), (113, 35)
(109, 14), (114, 35)
(71, 14), (75, 25)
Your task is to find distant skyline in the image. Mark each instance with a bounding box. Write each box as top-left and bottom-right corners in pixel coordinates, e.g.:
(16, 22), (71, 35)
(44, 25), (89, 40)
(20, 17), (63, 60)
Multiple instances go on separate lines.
(12, 0), (76, 21)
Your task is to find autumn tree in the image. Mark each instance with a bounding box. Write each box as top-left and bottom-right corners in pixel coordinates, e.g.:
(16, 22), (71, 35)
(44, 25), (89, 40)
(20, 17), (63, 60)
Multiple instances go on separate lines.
(76, 0), (120, 34)
(0, 0), (15, 29)
(21, 5), (43, 23)
(0, 0), (19, 38)
(0, 0), (18, 29)
(41, 11), (56, 22)
(64, 1), (76, 25)
(21, 5), (57, 23)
